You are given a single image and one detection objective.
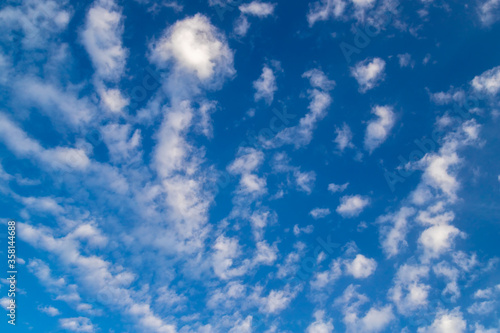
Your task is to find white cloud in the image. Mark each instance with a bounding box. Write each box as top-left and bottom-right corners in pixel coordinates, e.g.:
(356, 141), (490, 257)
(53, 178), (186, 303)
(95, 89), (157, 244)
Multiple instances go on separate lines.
(211, 235), (248, 279)
(150, 14), (234, 82)
(307, 0), (347, 26)
(253, 241), (278, 266)
(228, 147), (264, 175)
(310, 208), (331, 219)
(336, 285), (395, 333)
(345, 254), (377, 278)
(336, 195), (370, 217)
(101, 123), (142, 163)
(411, 119), (481, 202)
(478, 0), (500, 26)
(468, 300), (497, 315)
(474, 323), (499, 333)
(303, 68), (336, 91)
(0, 0), (71, 49)
(20, 224), (176, 333)
(264, 69), (334, 148)
(351, 57), (386, 93)
(98, 88), (129, 113)
(417, 308), (466, 333)
(310, 259), (342, 289)
(334, 123), (354, 152)
(306, 310), (334, 333)
(471, 65), (500, 95)
(419, 224), (464, 261)
(358, 305), (395, 332)
(253, 287), (298, 314)
(389, 264), (430, 314)
(81, 0), (127, 81)
(234, 14), (250, 36)
(294, 170), (316, 194)
(328, 182), (349, 193)
(364, 105), (396, 153)
(229, 316), (252, 333)
(0, 113), (90, 171)
(39, 305), (61, 316)
(433, 261), (460, 301)
(379, 206), (415, 258)
(398, 53), (414, 68)
(59, 317), (95, 333)
(0, 297), (12, 310)
(239, 1), (276, 17)
(253, 65), (277, 104)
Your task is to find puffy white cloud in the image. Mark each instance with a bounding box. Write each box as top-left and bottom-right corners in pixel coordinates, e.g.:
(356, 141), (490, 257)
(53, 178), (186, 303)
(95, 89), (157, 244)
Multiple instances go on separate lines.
(253, 65), (277, 104)
(253, 241), (278, 266)
(417, 308), (466, 333)
(310, 208), (331, 219)
(351, 58), (386, 93)
(81, 0), (127, 81)
(211, 235), (248, 279)
(306, 310), (334, 333)
(310, 259), (342, 289)
(411, 120), (481, 202)
(239, 1), (276, 17)
(253, 287), (298, 314)
(419, 224), (464, 261)
(328, 182), (349, 193)
(150, 14), (234, 82)
(98, 88), (129, 113)
(39, 305), (61, 316)
(334, 123), (354, 152)
(228, 147), (264, 175)
(364, 105), (395, 153)
(59, 317), (95, 333)
(336, 195), (370, 217)
(336, 285), (395, 333)
(358, 305), (395, 332)
(471, 65), (500, 95)
(389, 264), (430, 314)
(345, 254), (377, 278)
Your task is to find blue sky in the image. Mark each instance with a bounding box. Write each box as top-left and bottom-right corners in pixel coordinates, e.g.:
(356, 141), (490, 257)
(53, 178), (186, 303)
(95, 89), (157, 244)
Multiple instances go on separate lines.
(0, 0), (500, 332)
